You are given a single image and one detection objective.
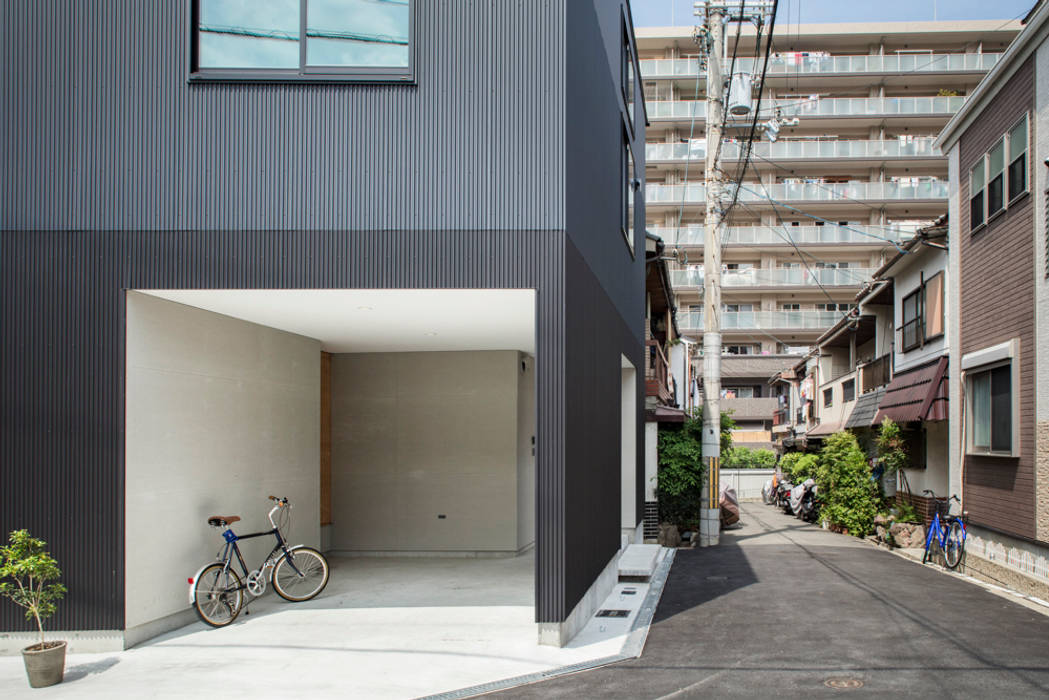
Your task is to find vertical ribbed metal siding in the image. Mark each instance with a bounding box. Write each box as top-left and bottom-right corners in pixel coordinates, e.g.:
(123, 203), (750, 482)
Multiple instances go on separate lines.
(1, 229), (567, 631)
(1, 0), (564, 232)
(0, 232), (125, 632)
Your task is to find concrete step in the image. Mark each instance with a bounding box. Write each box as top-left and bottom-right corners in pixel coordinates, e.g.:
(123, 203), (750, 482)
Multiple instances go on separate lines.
(618, 544), (662, 580)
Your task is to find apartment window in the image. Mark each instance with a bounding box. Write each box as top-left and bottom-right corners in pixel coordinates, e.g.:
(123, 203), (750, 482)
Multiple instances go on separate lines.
(723, 303), (754, 312)
(901, 287), (922, 351)
(191, 0), (414, 81)
(781, 303), (801, 311)
(817, 302), (853, 312)
(724, 345), (757, 355)
(1008, 115), (1028, 202)
(722, 386), (757, 399)
(842, 379), (855, 403)
(963, 340), (1020, 457)
(987, 139), (1006, 218)
(823, 387), (833, 408)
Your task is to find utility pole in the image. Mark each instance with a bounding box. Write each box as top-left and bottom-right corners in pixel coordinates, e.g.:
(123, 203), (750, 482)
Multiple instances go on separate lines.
(698, 1), (725, 549)
(694, 1), (774, 547)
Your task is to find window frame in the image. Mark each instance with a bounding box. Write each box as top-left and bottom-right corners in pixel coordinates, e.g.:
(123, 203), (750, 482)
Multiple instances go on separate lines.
(1007, 113), (1029, 205)
(187, 0), (417, 84)
(900, 286), (923, 352)
(968, 111), (1031, 233)
(962, 339), (1021, 458)
(622, 135), (635, 256)
(842, 378), (855, 403)
(823, 387), (833, 408)
(923, 271), (945, 342)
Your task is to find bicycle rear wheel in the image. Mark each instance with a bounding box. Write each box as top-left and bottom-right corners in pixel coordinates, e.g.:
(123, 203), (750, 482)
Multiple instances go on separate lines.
(922, 529), (940, 565)
(944, 521), (966, 569)
(272, 547), (330, 602)
(193, 563), (243, 627)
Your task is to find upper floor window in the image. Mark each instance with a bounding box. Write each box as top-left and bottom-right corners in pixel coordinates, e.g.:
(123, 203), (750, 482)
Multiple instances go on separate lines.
(623, 137), (636, 255)
(900, 271), (943, 352)
(192, 0), (414, 82)
(969, 113), (1029, 231)
(1008, 115), (1028, 202)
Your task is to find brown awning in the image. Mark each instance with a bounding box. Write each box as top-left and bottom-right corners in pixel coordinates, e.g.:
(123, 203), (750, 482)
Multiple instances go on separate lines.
(646, 406), (687, 423)
(874, 356), (948, 425)
(805, 420), (841, 438)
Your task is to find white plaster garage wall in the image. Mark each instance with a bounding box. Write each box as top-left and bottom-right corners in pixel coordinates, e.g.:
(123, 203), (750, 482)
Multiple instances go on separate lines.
(125, 292), (320, 633)
(331, 351), (530, 553)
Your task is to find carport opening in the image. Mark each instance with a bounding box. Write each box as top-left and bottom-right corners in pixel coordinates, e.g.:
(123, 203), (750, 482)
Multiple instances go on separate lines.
(124, 288), (536, 639)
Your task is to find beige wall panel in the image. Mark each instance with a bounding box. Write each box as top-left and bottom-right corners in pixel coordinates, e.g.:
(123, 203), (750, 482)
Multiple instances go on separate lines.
(331, 351), (521, 552)
(125, 292), (320, 630)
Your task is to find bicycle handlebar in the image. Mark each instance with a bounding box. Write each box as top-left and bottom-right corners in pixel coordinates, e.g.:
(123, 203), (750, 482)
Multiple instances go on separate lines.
(268, 495), (289, 506)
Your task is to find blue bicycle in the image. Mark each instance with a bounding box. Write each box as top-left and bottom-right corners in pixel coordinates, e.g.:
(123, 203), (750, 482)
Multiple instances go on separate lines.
(188, 496), (329, 627)
(921, 490), (967, 569)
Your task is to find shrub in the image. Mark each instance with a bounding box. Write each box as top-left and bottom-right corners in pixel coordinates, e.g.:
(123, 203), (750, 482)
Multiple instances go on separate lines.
(815, 431), (880, 537)
(0, 530), (66, 648)
(778, 451), (818, 482)
(722, 446), (777, 470)
(874, 417), (909, 475)
(656, 408), (735, 530)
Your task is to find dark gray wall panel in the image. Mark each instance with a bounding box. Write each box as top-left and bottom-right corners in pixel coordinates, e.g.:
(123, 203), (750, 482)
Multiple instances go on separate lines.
(1, 229), (568, 630)
(1, 1), (564, 232)
(563, 238), (645, 611)
(564, 0), (645, 343)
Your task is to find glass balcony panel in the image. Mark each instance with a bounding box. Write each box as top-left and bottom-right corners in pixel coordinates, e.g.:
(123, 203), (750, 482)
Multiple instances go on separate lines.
(678, 310), (855, 330)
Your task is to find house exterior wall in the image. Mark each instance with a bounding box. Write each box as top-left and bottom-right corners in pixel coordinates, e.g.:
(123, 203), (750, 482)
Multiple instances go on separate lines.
(891, 247), (948, 374)
(330, 351), (523, 553)
(1034, 34), (1049, 545)
(957, 56), (1038, 541)
(1, 0), (646, 637)
(0, 0), (565, 232)
(124, 292), (320, 632)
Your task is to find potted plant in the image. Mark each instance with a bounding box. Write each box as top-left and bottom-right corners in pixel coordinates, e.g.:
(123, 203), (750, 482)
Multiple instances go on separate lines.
(0, 530), (68, 688)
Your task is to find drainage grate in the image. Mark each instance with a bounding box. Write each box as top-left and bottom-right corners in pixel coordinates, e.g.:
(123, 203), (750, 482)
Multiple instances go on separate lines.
(595, 609), (631, 618)
(824, 678), (864, 689)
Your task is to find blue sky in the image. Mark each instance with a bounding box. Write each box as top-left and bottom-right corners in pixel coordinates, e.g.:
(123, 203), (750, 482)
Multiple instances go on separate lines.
(631, 0), (1038, 26)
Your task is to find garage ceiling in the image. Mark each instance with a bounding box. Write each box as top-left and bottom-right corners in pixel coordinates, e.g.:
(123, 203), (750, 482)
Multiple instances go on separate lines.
(137, 289), (536, 353)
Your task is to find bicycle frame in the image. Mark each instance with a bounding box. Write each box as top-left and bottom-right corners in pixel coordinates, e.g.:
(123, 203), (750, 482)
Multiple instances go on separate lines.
(212, 504), (304, 595)
(923, 510), (967, 562)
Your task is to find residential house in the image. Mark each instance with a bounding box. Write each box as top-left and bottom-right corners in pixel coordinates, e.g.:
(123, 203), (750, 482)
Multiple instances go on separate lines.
(935, 0), (1049, 599)
(1, 0), (648, 649)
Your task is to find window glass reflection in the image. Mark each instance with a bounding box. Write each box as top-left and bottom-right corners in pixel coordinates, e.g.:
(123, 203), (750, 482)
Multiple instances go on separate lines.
(307, 0), (410, 68)
(198, 0), (300, 69)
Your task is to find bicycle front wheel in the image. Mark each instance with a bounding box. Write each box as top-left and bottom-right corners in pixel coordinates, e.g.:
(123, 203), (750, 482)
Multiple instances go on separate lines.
(193, 563), (243, 627)
(272, 547), (330, 602)
(944, 521), (966, 569)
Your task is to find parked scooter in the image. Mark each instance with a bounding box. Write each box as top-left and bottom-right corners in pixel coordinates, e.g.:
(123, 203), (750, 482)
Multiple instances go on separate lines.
(799, 482), (820, 523)
(775, 478), (794, 511)
(787, 479), (810, 516)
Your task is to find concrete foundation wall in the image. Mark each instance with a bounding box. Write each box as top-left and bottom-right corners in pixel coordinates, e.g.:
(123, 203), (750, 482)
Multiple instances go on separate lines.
(125, 292), (321, 630)
(331, 351), (527, 553)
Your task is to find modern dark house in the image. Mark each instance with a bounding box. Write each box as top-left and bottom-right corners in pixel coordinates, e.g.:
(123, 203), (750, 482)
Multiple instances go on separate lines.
(1, 0), (647, 648)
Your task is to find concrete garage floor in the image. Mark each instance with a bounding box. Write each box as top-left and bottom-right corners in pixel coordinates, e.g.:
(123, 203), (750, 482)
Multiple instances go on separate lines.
(0, 553), (643, 699)
(492, 503), (1049, 699)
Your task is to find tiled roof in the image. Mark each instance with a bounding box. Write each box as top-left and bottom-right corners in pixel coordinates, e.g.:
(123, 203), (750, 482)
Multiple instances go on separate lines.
(845, 387), (886, 429)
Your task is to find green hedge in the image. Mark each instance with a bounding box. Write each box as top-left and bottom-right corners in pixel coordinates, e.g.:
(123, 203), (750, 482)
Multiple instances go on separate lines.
(722, 446), (777, 470)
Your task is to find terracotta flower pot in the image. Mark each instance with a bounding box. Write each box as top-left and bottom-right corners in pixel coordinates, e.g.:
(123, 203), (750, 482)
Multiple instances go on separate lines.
(22, 640), (66, 688)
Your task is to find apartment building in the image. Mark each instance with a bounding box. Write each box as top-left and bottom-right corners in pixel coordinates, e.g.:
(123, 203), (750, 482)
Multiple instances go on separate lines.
(636, 20), (1020, 367)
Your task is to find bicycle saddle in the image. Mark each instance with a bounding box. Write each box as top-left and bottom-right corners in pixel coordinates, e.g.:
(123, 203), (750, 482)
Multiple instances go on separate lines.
(207, 515), (241, 527)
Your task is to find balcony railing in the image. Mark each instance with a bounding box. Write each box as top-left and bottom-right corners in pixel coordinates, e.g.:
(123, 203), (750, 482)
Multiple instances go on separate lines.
(859, 354), (893, 394)
(640, 52), (1000, 80)
(649, 224), (917, 247)
(679, 310), (848, 330)
(773, 408), (789, 427)
(646, 138), (939, 163)
(646, 180), (948, 205)
(646, 96), (965, 122)
(671, 267), (873, 289)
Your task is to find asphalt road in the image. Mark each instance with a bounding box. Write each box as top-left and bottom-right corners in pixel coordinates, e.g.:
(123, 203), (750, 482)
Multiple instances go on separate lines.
(492, 502), (1049, 699)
